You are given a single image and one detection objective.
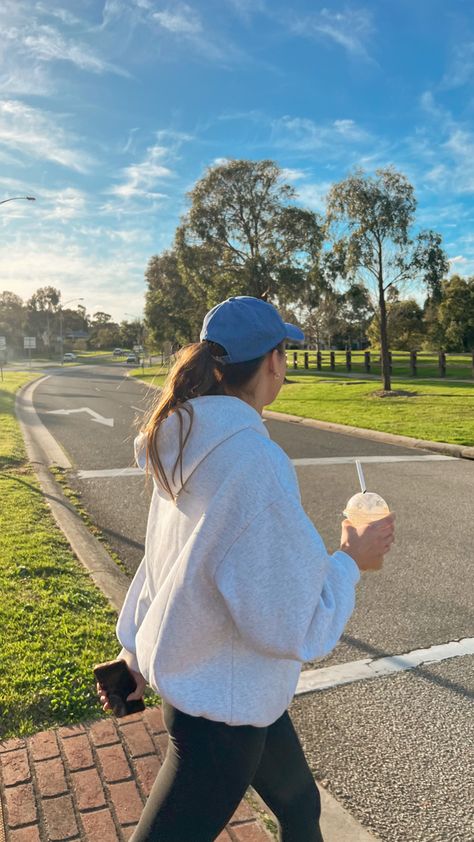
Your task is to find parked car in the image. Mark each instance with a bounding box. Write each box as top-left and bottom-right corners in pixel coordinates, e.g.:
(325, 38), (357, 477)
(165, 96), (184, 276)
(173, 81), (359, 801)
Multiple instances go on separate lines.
(113, 348), (123, 356)
(126, 354), (138, 365)
(63, 352), (76, 362)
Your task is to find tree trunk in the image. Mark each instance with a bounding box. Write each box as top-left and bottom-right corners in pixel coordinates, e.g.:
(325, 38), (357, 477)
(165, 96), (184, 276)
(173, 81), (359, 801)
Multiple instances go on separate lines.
(378, 277), (391, 391)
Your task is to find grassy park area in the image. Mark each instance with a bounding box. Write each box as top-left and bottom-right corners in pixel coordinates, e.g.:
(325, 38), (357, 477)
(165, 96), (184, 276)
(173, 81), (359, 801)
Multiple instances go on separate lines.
(131, 364), (474, 447)
(0, 372), (118, 738)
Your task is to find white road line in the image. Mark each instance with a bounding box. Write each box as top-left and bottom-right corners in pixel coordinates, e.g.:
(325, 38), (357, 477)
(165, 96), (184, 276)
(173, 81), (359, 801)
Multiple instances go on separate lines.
(77, 467), (142, 479)
(293, 455), (456, 466)
(76, 453), (457, 479)
(295, 637), (474, 696)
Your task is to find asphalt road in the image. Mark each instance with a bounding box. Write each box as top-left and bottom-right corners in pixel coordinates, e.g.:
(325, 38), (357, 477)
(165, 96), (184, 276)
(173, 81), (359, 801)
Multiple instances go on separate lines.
(33, 364), (474, 842)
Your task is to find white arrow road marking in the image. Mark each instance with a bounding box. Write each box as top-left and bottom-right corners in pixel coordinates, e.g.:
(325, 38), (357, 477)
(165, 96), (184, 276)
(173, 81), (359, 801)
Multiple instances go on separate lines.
(46, 407), (114, 427)
(296, 637), (474, 696)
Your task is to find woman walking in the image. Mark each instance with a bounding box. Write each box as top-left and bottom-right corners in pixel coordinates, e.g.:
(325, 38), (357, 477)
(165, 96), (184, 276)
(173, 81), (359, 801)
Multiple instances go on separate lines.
(97, 296), (394, 842)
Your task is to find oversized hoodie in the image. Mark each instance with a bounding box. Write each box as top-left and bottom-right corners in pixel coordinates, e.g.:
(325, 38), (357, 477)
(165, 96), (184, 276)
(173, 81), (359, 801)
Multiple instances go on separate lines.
(116, 395), (360, 727)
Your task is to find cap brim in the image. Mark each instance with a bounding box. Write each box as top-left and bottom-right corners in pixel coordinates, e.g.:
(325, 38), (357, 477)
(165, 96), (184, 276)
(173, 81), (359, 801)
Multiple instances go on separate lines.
(284, 322), (305, 344)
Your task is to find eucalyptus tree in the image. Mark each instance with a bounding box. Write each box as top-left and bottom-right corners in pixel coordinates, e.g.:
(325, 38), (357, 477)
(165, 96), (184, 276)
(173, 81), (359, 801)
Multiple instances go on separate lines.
(326, 167), (448, 390)
(176, 159), (324, 308)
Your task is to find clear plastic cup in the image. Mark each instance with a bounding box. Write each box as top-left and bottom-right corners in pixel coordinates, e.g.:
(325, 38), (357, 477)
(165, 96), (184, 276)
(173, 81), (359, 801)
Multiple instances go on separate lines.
(343, 491), (391, 569)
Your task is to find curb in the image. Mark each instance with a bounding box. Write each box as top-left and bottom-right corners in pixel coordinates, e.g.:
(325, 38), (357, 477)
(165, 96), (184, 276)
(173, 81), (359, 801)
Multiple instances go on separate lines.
(263, 409), (474, 460)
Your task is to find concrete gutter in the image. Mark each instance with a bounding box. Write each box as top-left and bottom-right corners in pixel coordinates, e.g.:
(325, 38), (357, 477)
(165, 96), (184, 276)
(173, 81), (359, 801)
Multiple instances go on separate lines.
(263, 409), (474, 460)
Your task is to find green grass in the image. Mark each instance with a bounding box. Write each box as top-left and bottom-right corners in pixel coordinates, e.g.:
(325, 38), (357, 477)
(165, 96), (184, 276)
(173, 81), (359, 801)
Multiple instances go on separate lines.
(0, 372), (37, 468)
(0, 372), (120, 737)
(130, 363), (169, 387)
(271, 375), (474, 447)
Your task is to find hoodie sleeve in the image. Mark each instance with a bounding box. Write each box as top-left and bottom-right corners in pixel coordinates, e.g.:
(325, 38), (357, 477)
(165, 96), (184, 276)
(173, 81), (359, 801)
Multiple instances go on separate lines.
(116, 556), (151, 673)
(215, 496), (360, 662)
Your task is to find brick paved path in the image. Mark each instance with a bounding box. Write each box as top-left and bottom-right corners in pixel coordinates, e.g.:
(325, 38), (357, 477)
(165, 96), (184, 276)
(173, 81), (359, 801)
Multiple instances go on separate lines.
(0, 707), (272, 842)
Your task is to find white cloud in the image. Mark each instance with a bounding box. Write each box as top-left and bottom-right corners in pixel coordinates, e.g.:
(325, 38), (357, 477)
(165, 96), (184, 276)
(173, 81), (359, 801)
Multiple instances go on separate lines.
(0, 100), (95, 172)
(441, 42), (474, 89)
(272, 115), (372, 155)
(19, 24), (129, 76)
(294, 181), (332, 213)
(34, 4), (82, 27)
(110, 144), (174, 199)
(41, 188), (88, 221)
(291, 7), (375, 61)
(153, 4), (202, 35)
(448, 255), (467, 264)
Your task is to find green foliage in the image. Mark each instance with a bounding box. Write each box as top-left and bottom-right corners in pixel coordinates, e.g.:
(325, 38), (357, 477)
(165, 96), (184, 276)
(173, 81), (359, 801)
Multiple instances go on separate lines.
(326, 167), (448, 389)
(437, 275), (474, 351)
(144, 159), (324, 344)
(368, 298), (425, 350)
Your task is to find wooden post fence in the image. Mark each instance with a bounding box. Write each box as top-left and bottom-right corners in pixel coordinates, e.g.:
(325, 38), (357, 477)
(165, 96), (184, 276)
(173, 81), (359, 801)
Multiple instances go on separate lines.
(346, 350), (352, 371)
(316, 351), (322, 371)
(304, 352), (309, 369)
(364, 351), (371, 373)
(293, 351), (298, 369)
(438, 351), (446, 377)
(410, 350), (417, 377)
(330, 351), (335, 371)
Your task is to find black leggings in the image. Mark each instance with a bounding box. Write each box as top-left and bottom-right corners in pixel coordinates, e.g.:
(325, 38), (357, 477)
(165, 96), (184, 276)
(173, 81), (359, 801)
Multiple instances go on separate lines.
(130, 702), (323, 842)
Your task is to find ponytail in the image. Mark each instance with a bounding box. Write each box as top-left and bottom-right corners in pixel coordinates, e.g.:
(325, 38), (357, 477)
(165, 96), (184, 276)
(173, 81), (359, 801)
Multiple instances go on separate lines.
(142, 339), (285, 497)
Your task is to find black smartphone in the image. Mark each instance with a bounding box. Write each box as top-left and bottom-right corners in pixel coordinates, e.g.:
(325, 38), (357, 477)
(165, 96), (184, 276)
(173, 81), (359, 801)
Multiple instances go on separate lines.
(94, 659), (145, 717)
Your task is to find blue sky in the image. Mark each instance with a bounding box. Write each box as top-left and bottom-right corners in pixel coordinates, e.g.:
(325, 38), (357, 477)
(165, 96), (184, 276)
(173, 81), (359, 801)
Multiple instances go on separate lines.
(2, 0), (474, 321)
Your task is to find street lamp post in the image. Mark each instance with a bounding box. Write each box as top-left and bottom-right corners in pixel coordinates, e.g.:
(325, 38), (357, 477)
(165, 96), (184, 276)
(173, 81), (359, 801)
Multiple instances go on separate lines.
(0, 196), (36, 206)
(59, 298), (84, 364)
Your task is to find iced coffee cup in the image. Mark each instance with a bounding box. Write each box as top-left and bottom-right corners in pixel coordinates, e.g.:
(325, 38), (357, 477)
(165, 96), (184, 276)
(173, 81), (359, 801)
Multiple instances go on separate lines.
(343, 491), (391, 570)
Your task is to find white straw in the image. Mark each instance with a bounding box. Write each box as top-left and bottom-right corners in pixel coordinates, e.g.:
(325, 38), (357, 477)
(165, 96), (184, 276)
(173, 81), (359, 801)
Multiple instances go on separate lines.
(356, 460), (366, 493)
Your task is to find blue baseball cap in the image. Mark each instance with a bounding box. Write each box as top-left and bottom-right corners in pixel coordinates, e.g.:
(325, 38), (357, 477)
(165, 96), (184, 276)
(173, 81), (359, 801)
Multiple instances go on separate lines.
(200, 296), (305, 364)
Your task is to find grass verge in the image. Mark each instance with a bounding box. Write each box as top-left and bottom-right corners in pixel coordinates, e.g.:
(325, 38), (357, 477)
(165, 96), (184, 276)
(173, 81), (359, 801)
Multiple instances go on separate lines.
(271, 375), (474, 447)
(0, 372), (121, 737)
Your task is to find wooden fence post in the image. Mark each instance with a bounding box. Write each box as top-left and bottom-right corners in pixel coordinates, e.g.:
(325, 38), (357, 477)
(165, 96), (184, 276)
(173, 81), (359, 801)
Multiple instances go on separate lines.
(438, 351), (446, 377)
(330, 351), (335, 371)
(410, 350), (417, 377)
(304, 352), (309, 369)
(364, 351), (371, 373)
(293, 351), (298, 369)
(316, 351), (322, 371)
(346, 350), (352, 371)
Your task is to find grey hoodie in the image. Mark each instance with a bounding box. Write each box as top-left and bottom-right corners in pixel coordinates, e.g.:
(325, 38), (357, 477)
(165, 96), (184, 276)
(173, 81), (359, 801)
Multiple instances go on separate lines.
(117, 395), (359, 726)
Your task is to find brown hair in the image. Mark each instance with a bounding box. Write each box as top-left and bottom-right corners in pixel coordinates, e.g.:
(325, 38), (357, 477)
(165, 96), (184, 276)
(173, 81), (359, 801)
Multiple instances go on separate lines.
(142, 339), (285, 498)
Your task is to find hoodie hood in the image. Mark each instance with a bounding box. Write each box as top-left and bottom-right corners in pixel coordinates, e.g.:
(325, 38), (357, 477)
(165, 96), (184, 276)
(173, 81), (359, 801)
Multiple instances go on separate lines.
(135, 395), (269, 497)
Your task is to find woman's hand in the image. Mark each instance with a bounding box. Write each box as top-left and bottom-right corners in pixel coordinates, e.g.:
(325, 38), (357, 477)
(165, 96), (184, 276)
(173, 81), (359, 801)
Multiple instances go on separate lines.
(340, 514), (395, 571)
(96, 666), (147, 713)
